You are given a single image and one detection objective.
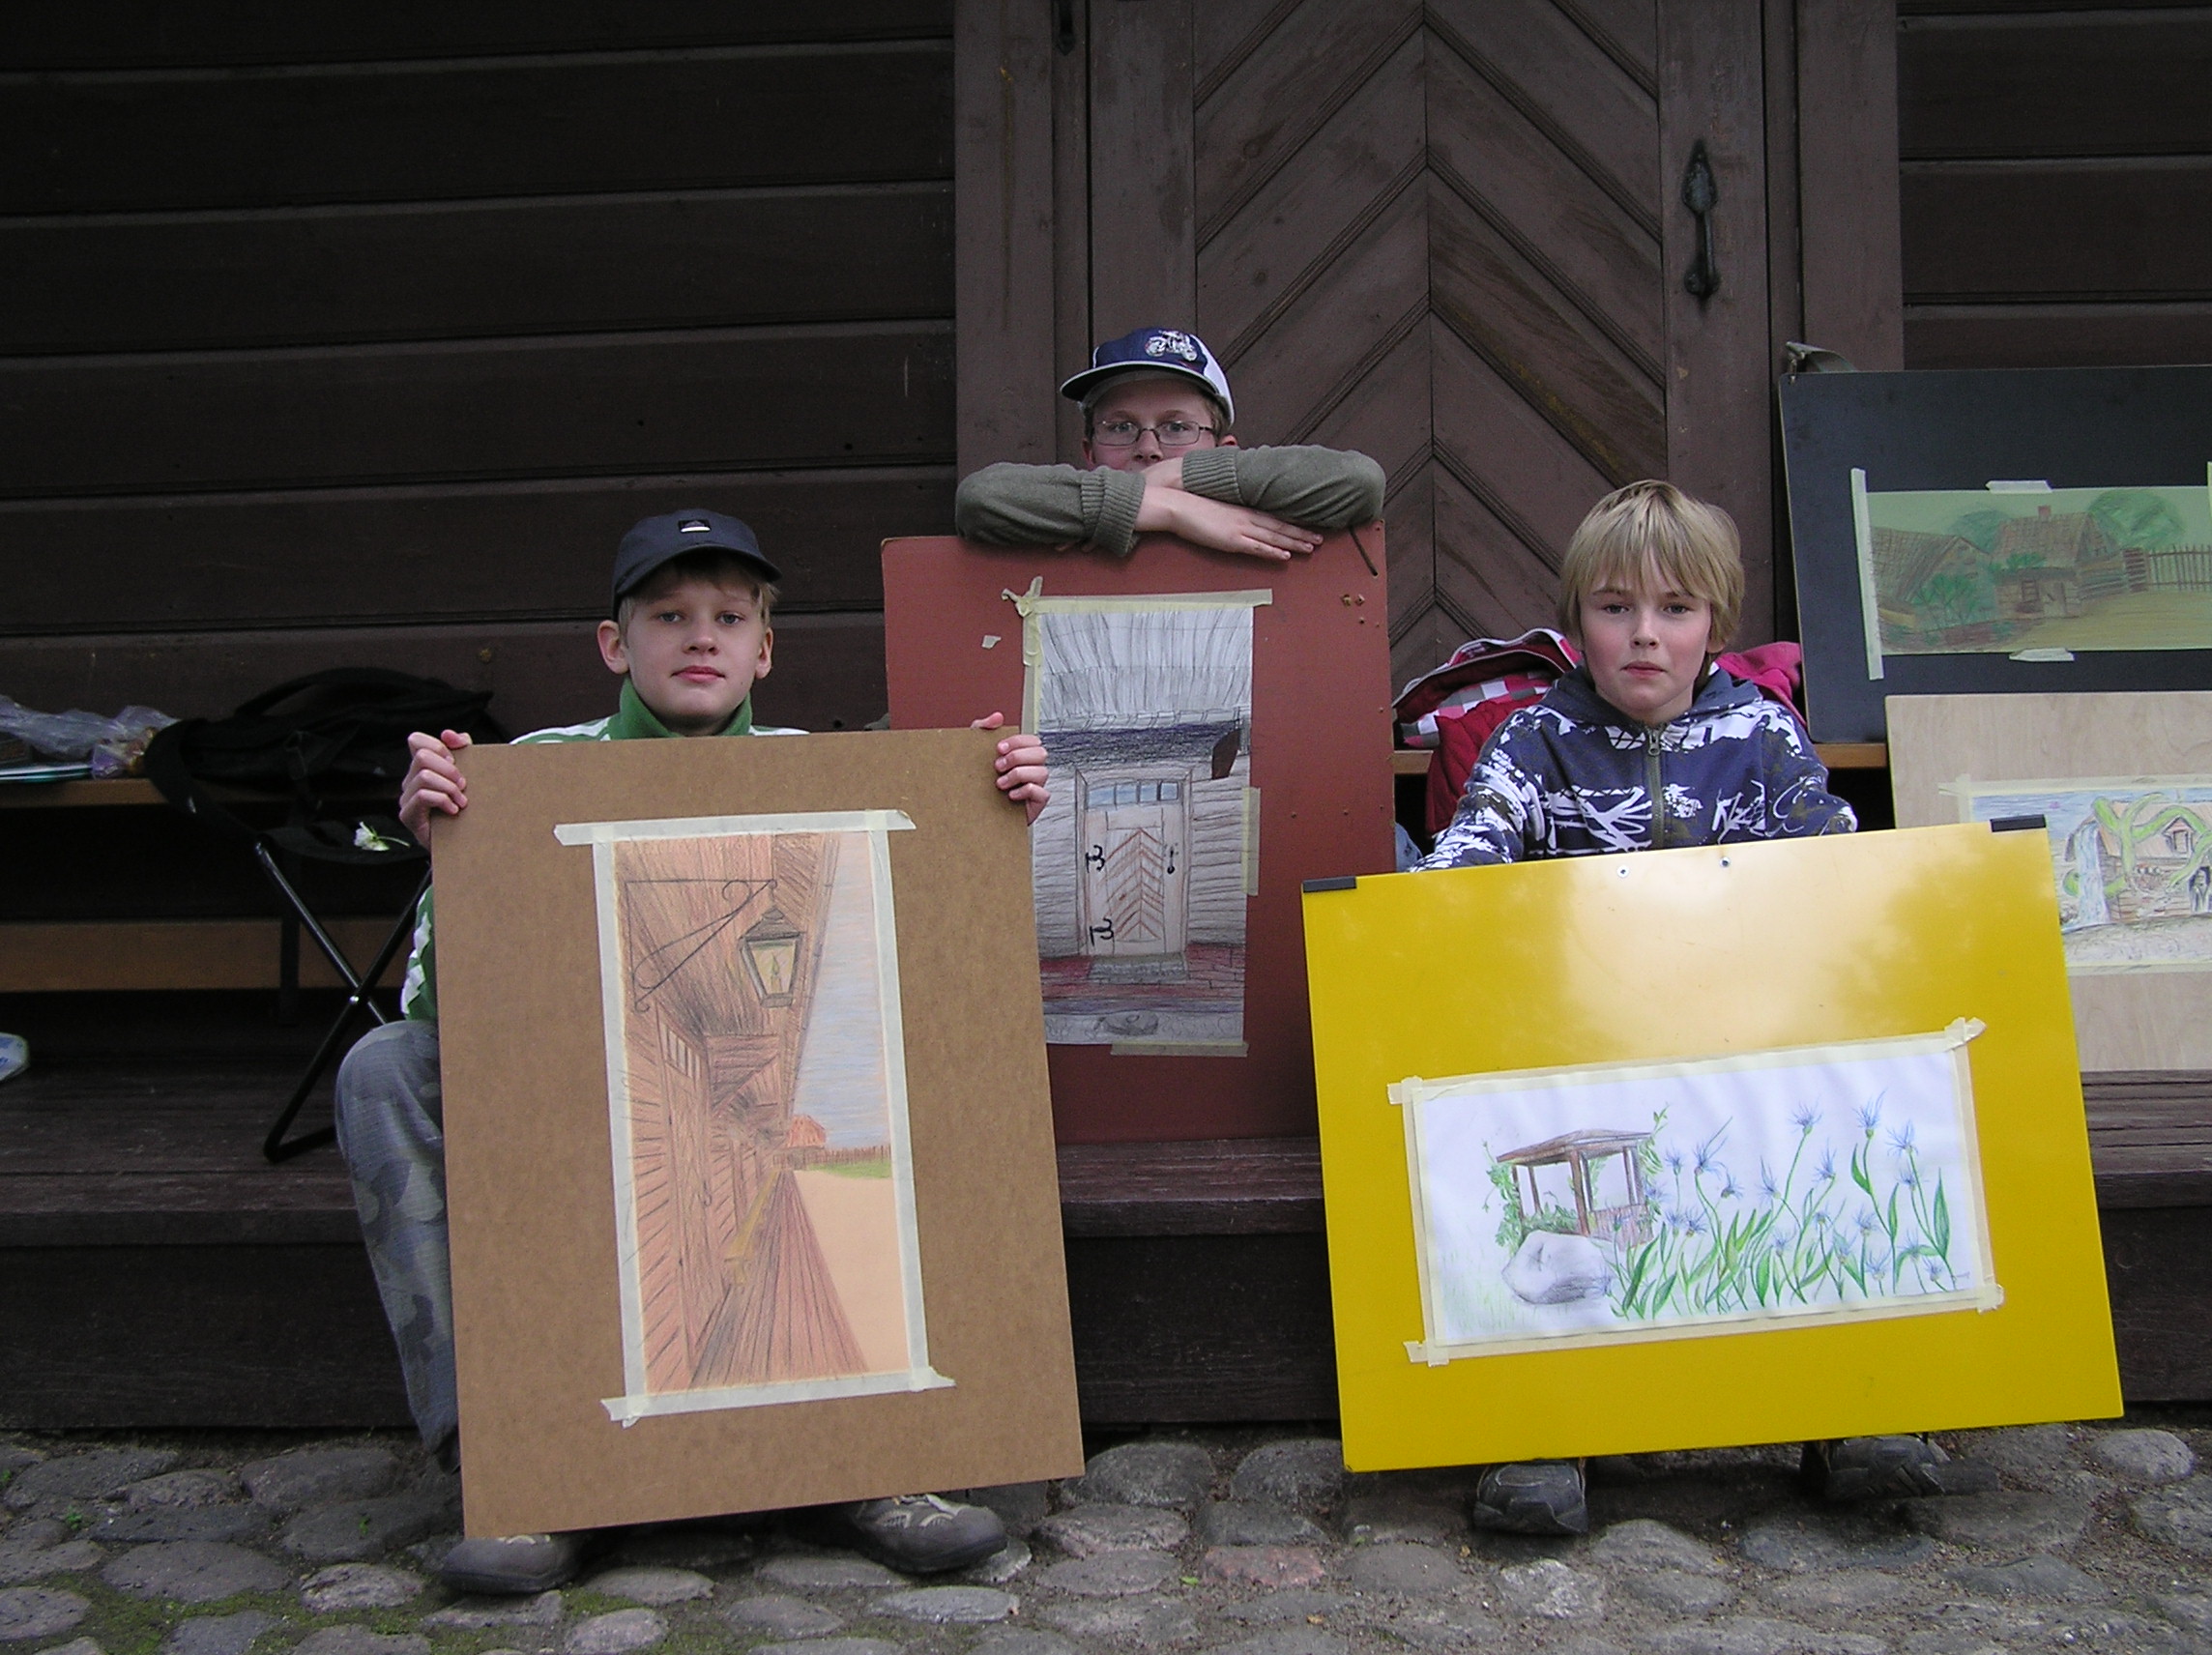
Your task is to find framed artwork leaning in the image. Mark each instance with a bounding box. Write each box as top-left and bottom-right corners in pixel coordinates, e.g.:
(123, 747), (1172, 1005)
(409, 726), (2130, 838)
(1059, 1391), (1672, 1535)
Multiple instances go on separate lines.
(1779, 365), (2212, 742)
(882, 531), (1396, 1144)
(1303, 825), (2120, 1471)
(432, 730), (1083, 1537)
(1889, 689), (2212, 1072)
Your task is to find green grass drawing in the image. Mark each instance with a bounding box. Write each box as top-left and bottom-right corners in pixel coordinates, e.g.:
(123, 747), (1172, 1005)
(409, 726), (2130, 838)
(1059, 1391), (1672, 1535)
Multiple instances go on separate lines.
(1491, 1093), (1961, 1325)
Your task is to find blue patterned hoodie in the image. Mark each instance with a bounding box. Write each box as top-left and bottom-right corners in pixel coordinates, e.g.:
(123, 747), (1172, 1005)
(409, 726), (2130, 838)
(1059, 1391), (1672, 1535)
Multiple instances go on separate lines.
(1419, 664), (1855, 867)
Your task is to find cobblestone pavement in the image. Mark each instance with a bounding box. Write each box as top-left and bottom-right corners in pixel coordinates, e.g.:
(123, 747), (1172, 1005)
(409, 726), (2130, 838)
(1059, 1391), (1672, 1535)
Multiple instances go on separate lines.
(4, 1416), (2210, 1655)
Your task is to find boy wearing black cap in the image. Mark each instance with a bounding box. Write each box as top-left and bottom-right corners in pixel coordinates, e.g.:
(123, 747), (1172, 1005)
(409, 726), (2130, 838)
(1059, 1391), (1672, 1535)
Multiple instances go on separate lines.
(335, 510), (1046, 1595)
(954, 326), (1385, 561)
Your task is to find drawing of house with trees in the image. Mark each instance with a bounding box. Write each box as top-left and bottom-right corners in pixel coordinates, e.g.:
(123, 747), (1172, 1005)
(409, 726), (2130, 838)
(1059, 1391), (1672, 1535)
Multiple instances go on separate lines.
(1867, 486), (2212, 653)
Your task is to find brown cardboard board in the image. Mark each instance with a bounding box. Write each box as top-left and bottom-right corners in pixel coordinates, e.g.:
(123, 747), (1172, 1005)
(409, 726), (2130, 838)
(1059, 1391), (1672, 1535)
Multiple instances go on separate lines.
(1888, 690), (2212, 1072)
(434, 728), (1084, 1537)
(882, 532), (1396, 1143)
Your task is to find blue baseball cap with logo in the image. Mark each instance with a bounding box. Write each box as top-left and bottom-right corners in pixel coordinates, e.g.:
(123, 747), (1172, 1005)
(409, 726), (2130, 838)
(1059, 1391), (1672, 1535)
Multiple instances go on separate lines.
(612, 508), (782, 608)
(1060, 327), (1236, 425)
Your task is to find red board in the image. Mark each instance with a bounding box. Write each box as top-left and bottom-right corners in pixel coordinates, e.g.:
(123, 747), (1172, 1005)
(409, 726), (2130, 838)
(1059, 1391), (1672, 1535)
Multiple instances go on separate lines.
(883, 532), (1395, 1143)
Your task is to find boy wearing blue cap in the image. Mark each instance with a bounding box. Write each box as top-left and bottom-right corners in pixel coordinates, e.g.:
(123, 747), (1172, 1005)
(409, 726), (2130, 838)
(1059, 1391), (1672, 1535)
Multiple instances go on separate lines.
(954, 326), (1385, 561)
(335, 509), (1047, 1594)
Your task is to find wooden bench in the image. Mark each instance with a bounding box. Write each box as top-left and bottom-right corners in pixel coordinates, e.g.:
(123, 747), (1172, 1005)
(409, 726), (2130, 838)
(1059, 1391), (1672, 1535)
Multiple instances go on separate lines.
(0, 778), (405, 994)
(10, 744), (2207, 1423)
(2, 1050), (2207, 1427)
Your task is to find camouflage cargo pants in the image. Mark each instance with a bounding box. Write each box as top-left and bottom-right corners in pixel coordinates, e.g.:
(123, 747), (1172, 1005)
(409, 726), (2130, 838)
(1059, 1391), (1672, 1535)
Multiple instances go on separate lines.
(334, 1018), (457, 1462)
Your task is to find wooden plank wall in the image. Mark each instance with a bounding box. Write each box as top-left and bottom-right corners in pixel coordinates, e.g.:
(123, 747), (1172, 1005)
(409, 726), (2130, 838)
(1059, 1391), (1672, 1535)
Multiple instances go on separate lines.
(1899, 2), (2212, 369)
(0, 6), (957, 738)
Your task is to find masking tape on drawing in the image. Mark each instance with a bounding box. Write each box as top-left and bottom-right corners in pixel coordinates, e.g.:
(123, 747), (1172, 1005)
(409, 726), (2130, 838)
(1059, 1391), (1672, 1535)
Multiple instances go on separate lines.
(1390, 1019), (1985, 1109)
(602, 1366), (954, 1426)
(555, 809), (917, 845)
(1111, 1039), (1250, 1058)
(1849, 467), (1883, 682)
(1001, 579), (1276, 618)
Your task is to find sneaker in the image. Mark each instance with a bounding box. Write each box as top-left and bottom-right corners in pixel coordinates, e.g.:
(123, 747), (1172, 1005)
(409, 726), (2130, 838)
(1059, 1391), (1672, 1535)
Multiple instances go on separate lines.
(436, 1530), (591, 1595)
(0, 1034), (25, 1085)
(830, 1493), (1006, 1574)
(1470, 1459), (1587, 1535)
(1801, 1436), (1947, 1500)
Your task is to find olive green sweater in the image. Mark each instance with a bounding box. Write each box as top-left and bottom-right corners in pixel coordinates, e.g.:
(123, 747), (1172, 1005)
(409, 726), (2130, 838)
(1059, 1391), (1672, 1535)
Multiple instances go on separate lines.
(953, 445), (1385, 559)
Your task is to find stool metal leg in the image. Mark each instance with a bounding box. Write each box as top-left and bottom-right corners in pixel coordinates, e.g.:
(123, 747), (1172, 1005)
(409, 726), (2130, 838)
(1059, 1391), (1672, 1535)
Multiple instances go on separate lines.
(256, 848), (430, 1164)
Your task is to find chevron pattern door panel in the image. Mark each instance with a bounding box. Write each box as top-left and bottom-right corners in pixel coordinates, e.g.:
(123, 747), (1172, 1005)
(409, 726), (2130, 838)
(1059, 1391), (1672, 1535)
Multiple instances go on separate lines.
(1186, 0), (1767, 685)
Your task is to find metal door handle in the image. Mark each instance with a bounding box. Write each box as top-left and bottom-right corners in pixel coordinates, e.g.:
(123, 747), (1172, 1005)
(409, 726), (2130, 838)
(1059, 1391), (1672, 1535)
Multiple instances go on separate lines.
(1681, 140), (1719, 301)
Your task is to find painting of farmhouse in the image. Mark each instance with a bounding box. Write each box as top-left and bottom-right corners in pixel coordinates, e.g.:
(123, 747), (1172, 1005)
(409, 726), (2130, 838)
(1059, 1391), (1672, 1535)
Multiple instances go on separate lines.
(575, 818), (944, 1421)
(1025, 598), (1257, 1048)
(1963, 778), (2212, 974)
(1860, 480), (2212, 654)
(1397, 1032), (1995, 1361)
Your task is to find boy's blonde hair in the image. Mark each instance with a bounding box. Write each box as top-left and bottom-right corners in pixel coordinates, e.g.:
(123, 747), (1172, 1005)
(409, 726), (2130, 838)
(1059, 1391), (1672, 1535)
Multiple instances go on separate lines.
(1557, 479), (1742, 652)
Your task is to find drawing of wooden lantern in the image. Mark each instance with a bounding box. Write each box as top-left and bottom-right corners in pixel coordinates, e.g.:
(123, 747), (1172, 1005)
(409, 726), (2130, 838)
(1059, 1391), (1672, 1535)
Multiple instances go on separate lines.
(1496, 1127), (1655, 1248)
(740, 906), (802, 1007)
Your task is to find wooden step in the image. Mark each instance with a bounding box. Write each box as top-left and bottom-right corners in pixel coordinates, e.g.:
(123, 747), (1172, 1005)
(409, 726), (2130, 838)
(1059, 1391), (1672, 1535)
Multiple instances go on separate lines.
(3, 1060), (2209, 1424)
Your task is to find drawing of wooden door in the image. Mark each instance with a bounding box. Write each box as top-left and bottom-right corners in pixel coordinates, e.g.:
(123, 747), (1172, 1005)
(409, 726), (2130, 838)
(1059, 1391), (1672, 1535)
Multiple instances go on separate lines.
(1079, 774), (1189, 958)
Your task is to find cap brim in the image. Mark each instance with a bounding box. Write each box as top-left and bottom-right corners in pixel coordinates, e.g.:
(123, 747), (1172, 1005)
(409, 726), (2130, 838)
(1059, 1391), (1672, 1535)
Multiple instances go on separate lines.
(616, 539), (783, 599)
(1059, 361), (1232, 422)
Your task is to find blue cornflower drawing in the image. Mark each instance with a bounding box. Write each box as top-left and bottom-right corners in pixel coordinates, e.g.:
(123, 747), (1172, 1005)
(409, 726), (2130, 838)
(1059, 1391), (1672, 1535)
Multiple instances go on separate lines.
(1790, 1100), (1820, 1133)
(1694, 1126), (1727, 1176)
(1856, 1094), (1884, 1134)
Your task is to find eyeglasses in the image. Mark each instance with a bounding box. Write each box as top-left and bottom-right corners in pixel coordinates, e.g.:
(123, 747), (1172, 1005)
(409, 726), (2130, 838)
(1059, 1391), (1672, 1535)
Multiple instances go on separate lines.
(1091, 418), (1217, 450)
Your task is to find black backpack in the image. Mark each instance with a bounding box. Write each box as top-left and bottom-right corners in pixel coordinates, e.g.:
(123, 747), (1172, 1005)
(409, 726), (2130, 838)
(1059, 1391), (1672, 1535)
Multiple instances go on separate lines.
(145, 667), (506, 851)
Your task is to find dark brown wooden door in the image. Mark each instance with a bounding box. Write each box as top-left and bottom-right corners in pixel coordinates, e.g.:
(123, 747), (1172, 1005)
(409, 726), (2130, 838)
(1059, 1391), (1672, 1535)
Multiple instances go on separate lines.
(959, 1), (1906, 686)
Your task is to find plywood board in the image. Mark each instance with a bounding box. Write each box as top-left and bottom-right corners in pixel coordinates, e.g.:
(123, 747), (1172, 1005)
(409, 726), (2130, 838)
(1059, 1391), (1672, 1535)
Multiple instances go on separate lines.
(1304, 825), (2119, 1470)
(1889, 689), (2212, 1073)
(883, 532), (1396, 1143)
(434, 730), (1083, 1536)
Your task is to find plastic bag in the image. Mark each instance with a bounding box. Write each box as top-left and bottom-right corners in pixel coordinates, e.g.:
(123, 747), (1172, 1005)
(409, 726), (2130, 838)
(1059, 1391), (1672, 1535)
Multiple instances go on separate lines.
(91, 707), (178, 778)
(0, 696), (177, 775)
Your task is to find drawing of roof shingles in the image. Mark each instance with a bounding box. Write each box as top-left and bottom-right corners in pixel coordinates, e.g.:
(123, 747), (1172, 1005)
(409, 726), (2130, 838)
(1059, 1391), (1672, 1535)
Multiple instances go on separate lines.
(1870, 528), (1972, 606)
(1991, 510), (2113, 571)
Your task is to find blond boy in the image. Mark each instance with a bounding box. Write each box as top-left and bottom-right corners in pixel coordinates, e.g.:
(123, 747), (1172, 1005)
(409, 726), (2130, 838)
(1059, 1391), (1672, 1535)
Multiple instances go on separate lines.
(338, 510), (1045, 1592)
(1413, 483), (1959, 1534)
(1421, 479), (1852, 869)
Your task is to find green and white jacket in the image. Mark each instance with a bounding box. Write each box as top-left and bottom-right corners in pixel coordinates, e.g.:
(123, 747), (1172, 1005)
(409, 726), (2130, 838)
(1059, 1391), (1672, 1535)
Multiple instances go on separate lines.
(399, 679), (801, 1021)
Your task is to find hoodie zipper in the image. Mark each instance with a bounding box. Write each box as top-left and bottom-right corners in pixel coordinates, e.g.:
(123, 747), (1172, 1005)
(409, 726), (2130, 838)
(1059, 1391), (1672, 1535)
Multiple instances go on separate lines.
(1644, 727), (1665, 848)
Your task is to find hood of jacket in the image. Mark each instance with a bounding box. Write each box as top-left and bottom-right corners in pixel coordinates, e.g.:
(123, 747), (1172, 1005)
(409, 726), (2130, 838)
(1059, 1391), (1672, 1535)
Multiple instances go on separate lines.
(1544, 662), (1758, 734)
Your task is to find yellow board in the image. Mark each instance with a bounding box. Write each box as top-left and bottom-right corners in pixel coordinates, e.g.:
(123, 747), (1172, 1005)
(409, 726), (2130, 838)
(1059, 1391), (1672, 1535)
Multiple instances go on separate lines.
(1302, 824), (2120, 1471)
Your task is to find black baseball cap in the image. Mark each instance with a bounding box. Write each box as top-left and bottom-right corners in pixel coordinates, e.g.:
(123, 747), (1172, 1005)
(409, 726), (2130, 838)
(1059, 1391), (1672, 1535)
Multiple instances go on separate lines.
(612, 508), (782, 607)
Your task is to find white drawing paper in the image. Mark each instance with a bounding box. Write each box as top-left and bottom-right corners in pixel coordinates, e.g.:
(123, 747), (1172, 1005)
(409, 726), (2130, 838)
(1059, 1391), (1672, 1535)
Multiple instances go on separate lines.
(1394, 1027), (2000, 1364)
(1957, 776), (2212, 975)
(1013, 588), (1268, 1050)
(555, 811), (950, 1422)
